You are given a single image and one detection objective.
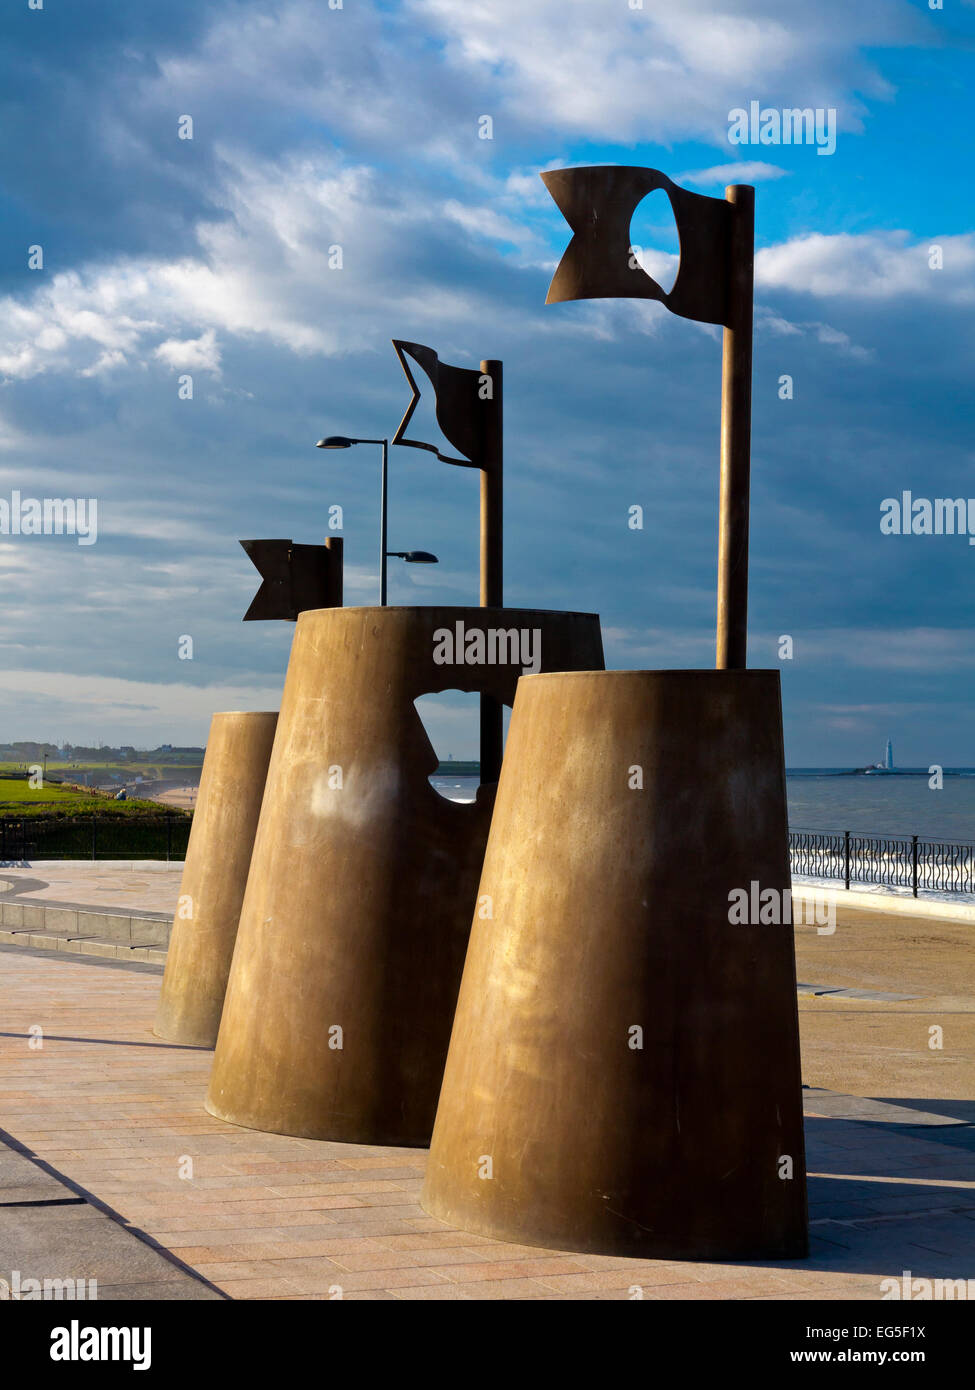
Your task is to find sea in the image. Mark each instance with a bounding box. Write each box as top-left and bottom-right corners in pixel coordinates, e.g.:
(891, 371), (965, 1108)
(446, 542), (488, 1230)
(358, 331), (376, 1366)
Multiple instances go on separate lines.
(430, 769), (975, 842)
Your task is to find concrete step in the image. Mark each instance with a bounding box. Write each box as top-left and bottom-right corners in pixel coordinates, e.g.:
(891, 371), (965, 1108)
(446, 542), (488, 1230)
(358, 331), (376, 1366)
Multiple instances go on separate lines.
(0, 926), (167, 964)
(75, 937), (167, 964)
(0, 898), (170, 948)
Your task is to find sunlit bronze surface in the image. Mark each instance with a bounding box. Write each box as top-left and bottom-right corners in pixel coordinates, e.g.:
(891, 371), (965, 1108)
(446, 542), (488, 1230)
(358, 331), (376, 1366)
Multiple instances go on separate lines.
(154, 711), (278, 1047)
(205, 606), (603, 1145)
(423, 669), (807, 1260)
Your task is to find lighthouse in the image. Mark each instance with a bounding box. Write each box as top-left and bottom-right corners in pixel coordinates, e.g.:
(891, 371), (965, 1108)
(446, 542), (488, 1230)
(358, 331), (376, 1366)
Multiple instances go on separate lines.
(885, 737), (894, 771)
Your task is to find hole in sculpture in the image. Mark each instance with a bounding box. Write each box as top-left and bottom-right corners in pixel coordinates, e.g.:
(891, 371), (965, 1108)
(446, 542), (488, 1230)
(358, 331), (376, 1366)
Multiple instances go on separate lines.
(414, 691), (511, 801)
(628, 188), (680, 295)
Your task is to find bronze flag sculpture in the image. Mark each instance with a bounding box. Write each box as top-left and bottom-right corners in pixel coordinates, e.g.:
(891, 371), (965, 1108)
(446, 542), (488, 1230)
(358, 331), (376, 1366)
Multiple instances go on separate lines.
(240, 535), (343, 620)
(541, 165), (753, 669)
(392, 340), (505, 781)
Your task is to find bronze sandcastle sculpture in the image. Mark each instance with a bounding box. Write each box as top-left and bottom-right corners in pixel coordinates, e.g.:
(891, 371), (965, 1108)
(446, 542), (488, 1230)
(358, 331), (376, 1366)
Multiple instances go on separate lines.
(157, 167), (806, 1260)
(421, 168), (808, 1260)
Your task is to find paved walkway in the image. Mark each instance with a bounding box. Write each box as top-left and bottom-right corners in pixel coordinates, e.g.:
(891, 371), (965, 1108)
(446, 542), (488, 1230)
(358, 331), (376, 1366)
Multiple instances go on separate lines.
(1, 945), (973, 1300)
(0, 1135), (222, 1301)
(0, 862), (182, 918)
(794, 901), (975, 1100)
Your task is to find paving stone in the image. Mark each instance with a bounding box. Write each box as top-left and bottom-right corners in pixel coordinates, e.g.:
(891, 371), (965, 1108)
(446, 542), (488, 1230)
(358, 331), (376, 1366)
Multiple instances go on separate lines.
(0, 1197), (221, 1298)
(0, 1147), (71, 1204)
(1, 921), (973, 1302)
(90, 1279), (226, 1301)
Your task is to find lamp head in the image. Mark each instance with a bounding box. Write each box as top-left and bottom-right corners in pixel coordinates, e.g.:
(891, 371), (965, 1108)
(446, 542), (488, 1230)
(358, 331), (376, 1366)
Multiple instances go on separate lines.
(316, 435), (356, 449)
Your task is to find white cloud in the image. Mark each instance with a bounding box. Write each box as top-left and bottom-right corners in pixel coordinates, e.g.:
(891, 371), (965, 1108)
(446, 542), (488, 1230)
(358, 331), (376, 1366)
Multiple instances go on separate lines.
(154, 328), (222, 374)
(0, 178), (966, 400)
(757, 232), (975, 301)
(411, 0), (928, 142)
(0, 668), (283, 741)
(0, 145), (562, 386)
(679, 161), (788, 185)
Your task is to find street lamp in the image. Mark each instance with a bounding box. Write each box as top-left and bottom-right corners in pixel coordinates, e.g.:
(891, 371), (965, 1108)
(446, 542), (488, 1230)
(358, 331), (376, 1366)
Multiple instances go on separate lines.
(316, 437), (439, 603)
(316, 435), (389, 603)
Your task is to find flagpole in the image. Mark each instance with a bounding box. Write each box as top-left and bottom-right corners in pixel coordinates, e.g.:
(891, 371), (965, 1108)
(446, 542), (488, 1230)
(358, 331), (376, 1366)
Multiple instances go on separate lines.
(479, 358), (504, 784)
(324, 536), (343, 608)
(715, 184), (754, 671)
(379, 438), (389, 606)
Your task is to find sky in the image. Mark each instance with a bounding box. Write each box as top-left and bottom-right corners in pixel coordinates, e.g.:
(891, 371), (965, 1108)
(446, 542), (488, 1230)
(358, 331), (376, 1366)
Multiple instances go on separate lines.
(0, 0), (973, 764)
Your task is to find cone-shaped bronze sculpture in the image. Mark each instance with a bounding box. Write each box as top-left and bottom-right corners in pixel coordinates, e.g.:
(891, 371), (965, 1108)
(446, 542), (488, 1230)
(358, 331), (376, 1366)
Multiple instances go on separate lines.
(206, 606), (603, 1146)
(423, 669), (808, 1260)
(154, 711), (278, 1047)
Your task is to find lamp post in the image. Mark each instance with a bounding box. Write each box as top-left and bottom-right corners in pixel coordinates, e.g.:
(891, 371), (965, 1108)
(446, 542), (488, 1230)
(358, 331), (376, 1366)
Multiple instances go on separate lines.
(316, 437), (440, 603)
(386, 550), (438, 566)
(316, 435), (389, 603)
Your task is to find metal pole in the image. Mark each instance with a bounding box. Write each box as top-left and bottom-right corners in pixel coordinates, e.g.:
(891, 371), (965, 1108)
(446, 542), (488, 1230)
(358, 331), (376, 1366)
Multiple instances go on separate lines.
(844, 830), (850, 891)
(479, 359), (504, 784)
(912, 834), (919, 898)
(325, 536), (343, 607)
(715, 184), (755, 670)
(479, 360), (503, 609)
(379, 439), (388, 606)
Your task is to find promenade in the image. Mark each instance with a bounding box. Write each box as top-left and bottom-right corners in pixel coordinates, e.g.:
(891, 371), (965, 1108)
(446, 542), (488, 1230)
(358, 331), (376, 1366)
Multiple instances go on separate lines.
(1, 868), (972, 1301)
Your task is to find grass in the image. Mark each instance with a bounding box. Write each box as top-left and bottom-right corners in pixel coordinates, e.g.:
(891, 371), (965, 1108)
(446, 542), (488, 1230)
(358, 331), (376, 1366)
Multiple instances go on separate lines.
(0, 774), (192, 856)
(0, 774), (190, 820)
(0, 781), (86, 806)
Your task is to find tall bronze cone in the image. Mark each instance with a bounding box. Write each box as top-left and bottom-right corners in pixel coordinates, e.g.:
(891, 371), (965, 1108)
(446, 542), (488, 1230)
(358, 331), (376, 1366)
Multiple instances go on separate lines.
(154, 711), (278, 1047)
(423, 669), (808, 1260)
(206, 606), (603, 1146)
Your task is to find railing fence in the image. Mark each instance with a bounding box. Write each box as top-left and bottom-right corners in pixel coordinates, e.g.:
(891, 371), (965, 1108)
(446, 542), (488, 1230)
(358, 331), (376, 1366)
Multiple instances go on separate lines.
(1, 814), (972, 894)
(789, 828), (975, 898)
(0, 814), (191, 863)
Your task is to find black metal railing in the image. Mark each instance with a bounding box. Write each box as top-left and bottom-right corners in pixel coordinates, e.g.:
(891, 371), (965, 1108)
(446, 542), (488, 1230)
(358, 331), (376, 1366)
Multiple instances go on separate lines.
(2, 812), (970, 892)
(790, 828), (975, 898)
(0, 814), (192, 863)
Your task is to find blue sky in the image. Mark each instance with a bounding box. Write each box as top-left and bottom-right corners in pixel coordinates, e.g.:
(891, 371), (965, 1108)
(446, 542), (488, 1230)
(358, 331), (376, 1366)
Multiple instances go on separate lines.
(0, 0), (973, 763)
